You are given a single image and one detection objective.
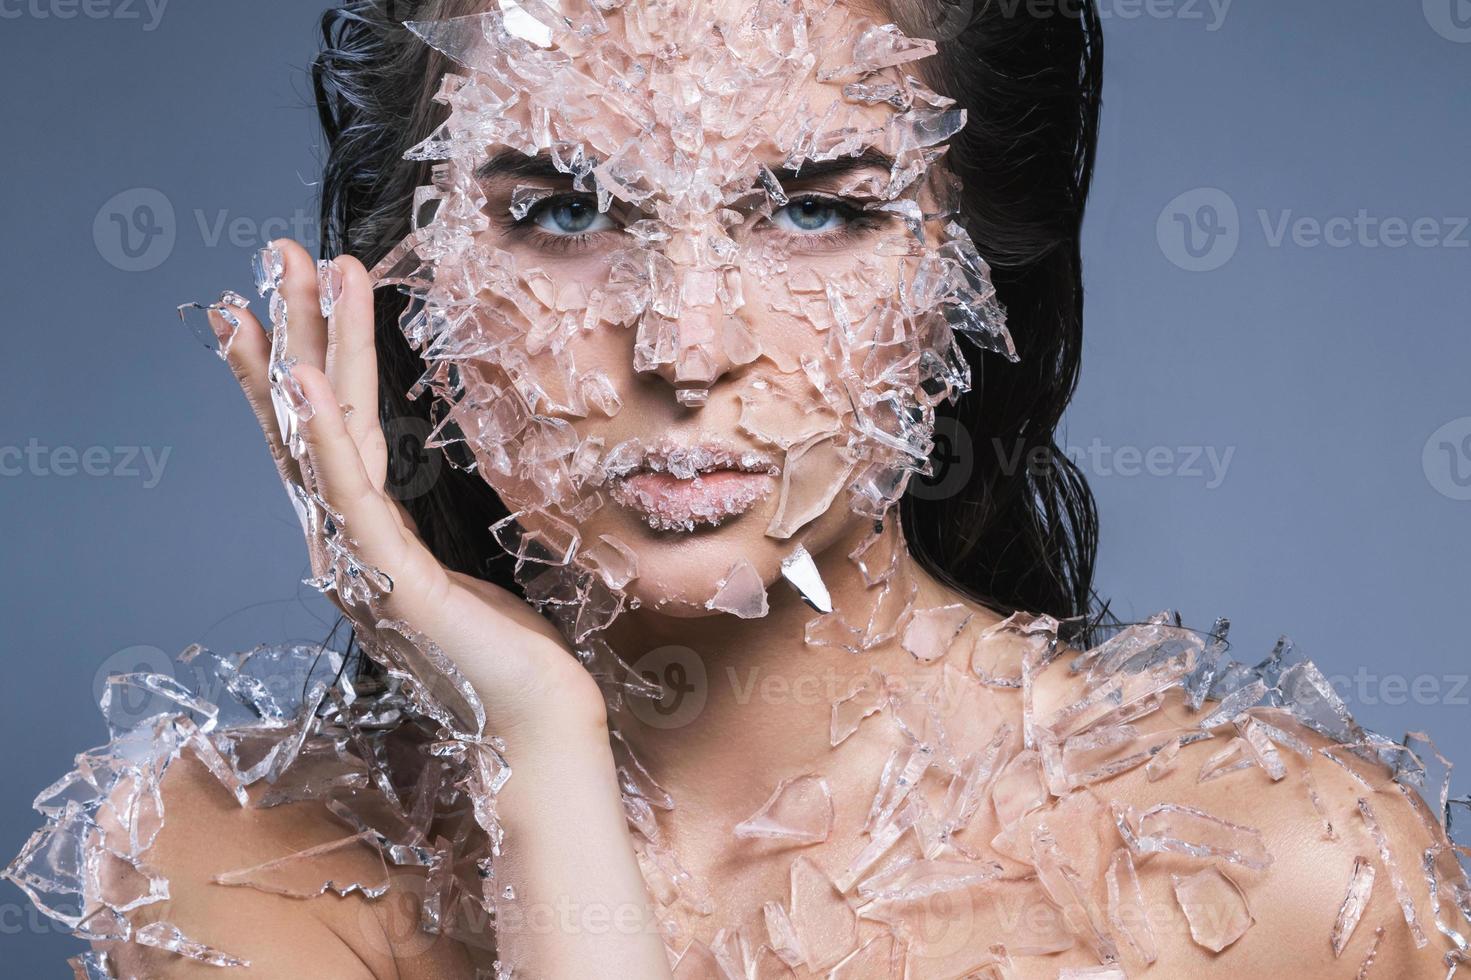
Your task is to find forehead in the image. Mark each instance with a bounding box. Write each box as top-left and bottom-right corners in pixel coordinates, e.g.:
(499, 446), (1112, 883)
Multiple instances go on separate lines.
(413, 0), (940, 190)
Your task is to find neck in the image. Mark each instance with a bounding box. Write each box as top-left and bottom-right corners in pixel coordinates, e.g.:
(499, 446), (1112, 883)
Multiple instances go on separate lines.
(604, 519), (999, 802)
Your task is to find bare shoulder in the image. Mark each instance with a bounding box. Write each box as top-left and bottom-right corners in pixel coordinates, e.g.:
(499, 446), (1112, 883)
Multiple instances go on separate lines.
(96, 754), (474, 979)
(1020, 646), (1461, 978)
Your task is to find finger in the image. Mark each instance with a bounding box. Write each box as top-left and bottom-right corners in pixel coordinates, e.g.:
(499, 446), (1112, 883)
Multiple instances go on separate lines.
(291, 362), (454, 621)
(217, 299), (305, 490)
(322, 255), (383, 469)
(272, 239), (329, 374)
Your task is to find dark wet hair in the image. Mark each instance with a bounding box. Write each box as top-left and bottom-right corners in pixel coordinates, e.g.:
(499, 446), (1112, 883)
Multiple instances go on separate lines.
(311, 0), (1105, 642)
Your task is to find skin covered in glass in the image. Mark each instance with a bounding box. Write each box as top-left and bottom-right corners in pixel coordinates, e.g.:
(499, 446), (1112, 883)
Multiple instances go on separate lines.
(9, 2), (1467, 979)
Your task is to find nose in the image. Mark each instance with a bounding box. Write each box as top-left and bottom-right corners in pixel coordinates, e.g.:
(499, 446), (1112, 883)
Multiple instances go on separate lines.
(634, 268), (759, 407)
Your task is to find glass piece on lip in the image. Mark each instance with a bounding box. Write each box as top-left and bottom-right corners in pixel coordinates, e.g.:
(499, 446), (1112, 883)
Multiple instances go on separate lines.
(855, 856), (1003, 904)
(827, 933), (897, 979)
(1106, 848), (1157, 964)
(1058, 969), (1127, 979)
(766, 434), (854, 540)
(707, 559), (770, 620)
(780, 544), (833, 614)
(213, 831), (389, 899)
(734, 775), (834, 845)
(1331, 856), (1377, 956)
(1171, 866), (1254, 952)
(135, 921), (249, 968)
(831, 669), (887, 747)
(1357, 796), (1430, 948)
(900, 604), (972, 663)
(1132, 803), (1272, 870)
(584, 534), (639, 590)
(789, 856), (858, 972)
(762, 901), (804, 968)
(252, 243), (283, 296)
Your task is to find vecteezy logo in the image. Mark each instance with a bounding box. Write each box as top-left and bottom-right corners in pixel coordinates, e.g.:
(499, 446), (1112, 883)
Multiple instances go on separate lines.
(910, 415), (974, 501)
(626, 645), (707, 730)
(1423, 417), (1471, 501)
(1424, 0), (1471, 42)
(94, 188), (176, 272)
(1157, 187), (1240, 272)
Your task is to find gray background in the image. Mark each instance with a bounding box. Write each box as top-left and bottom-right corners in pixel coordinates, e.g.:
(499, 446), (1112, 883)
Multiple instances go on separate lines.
(1, 0), (1467, 971)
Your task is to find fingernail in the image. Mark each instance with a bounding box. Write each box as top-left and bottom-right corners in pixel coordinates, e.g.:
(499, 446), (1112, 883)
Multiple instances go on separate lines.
(176, 301), (238, 360)
(273, 358), (317, 422)
(317, 258), (344, 320)
(252, 244), (284, 297)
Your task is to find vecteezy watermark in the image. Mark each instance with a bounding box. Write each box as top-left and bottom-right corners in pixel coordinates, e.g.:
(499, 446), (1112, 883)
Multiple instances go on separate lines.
(919, 432), (1236, 494)
(906, 0), (1233, 42)
(0, 0), (168, 31)
(625, 645), (708, 730)
(0, 439), (171, 488)
(1157, 187), (1241, 272)
(1423, 416), (1471, 501)
(93, 187), (324, 273)
(1159, 187), (1471, 272)
(1424, 0), (1471, 42)
(94, 188), (176, 273)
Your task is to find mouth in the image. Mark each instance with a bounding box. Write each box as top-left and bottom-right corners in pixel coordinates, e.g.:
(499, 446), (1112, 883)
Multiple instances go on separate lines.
(605, 438), (780, 533)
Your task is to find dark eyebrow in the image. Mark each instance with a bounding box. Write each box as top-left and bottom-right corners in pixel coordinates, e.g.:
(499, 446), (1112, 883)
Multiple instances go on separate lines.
(474, 146), (896, 188)
(771, 148), (895, 184)
(476, 149), (594, 183)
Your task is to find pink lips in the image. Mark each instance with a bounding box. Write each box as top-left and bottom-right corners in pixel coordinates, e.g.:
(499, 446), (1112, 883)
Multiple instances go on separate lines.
(607, 440), (779, 532)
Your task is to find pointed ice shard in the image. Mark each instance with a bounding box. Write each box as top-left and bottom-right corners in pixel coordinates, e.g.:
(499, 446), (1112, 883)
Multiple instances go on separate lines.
(780, 545), (832, 614)
(1331, 856), (1376, 956)
(734, 775), (833, 845)
(212, 831), (389, 899)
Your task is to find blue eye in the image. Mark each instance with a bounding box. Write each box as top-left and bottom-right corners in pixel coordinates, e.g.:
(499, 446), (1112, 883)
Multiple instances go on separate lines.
(772, 196), (851, 234)
(531, 196), (618, 236)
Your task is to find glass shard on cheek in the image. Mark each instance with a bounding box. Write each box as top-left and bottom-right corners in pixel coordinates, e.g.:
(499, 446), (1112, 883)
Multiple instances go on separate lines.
(765, 433), (855, 539)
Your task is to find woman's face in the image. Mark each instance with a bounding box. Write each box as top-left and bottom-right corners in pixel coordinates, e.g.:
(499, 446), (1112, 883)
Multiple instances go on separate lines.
(395, 0), (1007, 619)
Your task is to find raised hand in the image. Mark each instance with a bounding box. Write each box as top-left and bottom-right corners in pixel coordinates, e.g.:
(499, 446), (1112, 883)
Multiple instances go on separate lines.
(212, 238), (603, 739)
